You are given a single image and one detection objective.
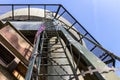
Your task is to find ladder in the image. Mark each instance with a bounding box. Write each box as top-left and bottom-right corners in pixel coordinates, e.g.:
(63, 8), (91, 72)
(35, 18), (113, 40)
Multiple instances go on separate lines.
(25, 25), (80, 80)
(25, 23), (120, 80)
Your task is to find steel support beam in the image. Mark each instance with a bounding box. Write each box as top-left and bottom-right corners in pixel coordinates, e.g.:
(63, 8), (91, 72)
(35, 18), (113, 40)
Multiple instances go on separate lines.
(25, 35), (40, 80)
(59, 26), (120, 80)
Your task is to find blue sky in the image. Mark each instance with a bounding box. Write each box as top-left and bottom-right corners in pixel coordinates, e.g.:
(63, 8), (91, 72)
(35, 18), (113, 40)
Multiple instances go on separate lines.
(1, 0), (119, 56)
(0, 0), (120, 76)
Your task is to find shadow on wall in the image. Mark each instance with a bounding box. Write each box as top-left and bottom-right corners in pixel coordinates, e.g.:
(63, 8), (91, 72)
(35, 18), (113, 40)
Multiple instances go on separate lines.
(0, 64), (17, 80)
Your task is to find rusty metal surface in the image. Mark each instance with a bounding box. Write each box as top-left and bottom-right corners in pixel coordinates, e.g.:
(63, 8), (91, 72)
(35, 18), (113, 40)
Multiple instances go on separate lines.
(0, 25), (33, 60)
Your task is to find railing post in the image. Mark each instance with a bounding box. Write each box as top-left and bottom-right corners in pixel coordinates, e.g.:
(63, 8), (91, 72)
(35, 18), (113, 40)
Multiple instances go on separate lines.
(25, 35), (40, 80)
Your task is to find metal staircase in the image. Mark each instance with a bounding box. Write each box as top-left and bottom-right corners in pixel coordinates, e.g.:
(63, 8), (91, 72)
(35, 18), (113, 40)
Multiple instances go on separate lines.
(25, 25), (81, 80)
(0, 4), (120, 80)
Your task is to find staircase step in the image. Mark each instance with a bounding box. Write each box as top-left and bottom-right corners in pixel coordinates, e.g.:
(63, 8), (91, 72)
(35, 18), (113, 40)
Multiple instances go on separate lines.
(40, 64), (70, 66)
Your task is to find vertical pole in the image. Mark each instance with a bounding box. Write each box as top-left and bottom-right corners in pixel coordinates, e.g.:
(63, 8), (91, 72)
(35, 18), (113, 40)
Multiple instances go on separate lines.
(12, 4), (14, 20)
(38, 31), (45, 73)
(36, 31), (45, 80)
(44, 5), (46, 22)
(28, 4), (30, 20)
(25, 35), (40, 80)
